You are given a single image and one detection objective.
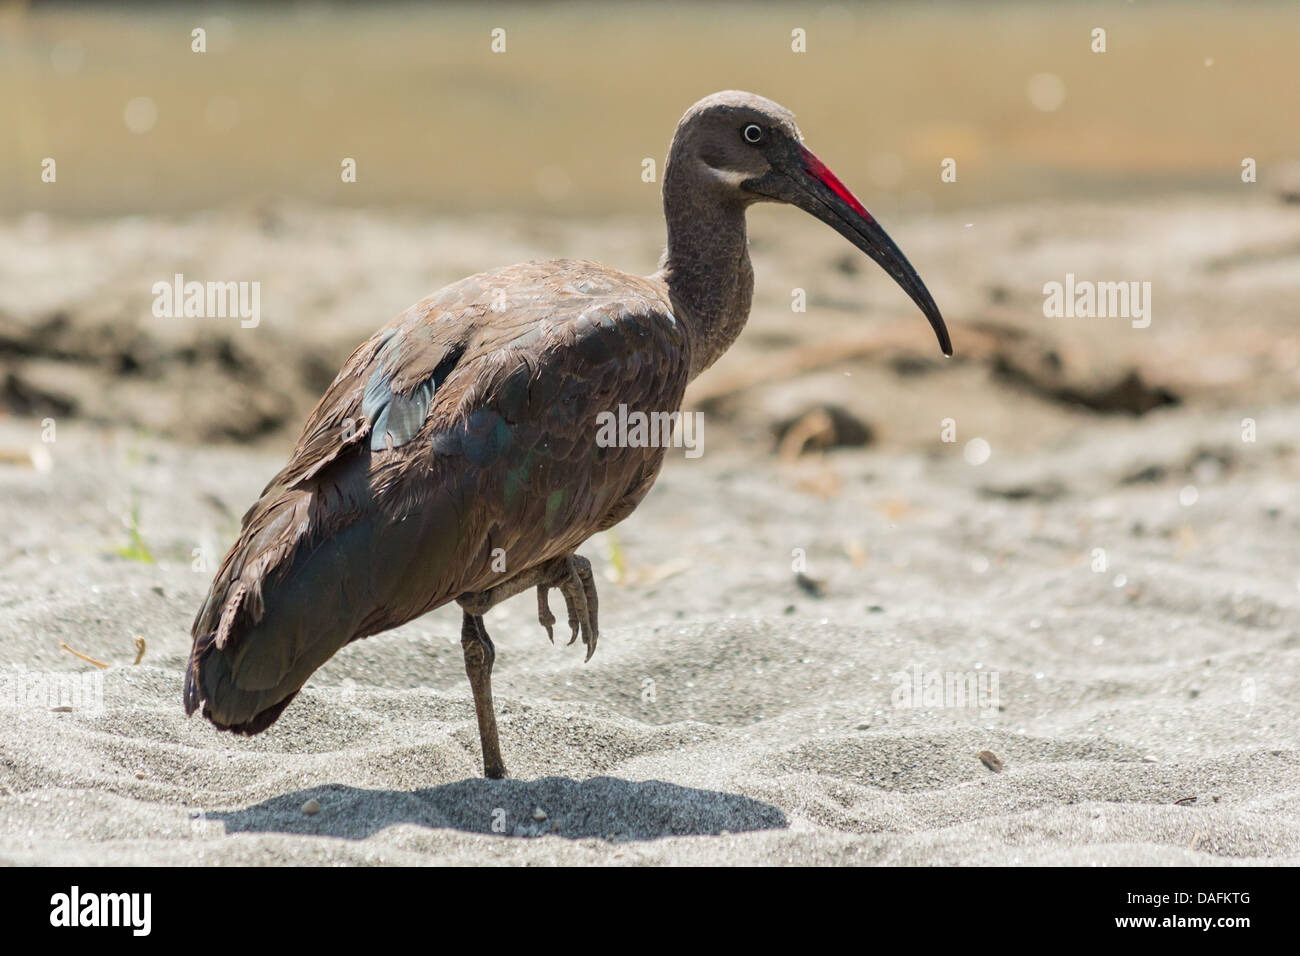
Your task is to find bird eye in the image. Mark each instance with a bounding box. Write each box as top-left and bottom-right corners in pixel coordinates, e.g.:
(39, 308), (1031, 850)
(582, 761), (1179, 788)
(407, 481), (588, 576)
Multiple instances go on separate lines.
(742, 124), (763, 144)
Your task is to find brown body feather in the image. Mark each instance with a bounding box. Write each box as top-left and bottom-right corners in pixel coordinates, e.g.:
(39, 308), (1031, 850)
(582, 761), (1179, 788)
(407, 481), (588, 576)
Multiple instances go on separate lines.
(185, 259), (690, 732)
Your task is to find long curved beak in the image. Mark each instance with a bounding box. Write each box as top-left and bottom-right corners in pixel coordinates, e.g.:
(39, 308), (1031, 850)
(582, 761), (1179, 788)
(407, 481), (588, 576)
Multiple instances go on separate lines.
(789, 144), (952, 357)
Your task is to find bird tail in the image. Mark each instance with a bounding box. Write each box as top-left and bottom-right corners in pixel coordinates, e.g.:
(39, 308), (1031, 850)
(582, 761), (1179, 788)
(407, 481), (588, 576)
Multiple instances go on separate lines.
(184, 472), (469, 734)
(183, 484), (353, 735)
(183, 630), (302, 735)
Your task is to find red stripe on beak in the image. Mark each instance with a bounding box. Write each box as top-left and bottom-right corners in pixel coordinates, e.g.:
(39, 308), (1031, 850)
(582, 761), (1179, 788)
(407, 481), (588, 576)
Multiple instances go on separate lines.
(799, 145), (874, 223)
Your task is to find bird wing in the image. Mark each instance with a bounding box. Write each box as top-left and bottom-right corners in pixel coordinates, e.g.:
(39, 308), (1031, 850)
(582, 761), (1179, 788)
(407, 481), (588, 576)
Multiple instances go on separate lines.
(187, 259), (691, 731)
(406, 262), (694, 598)
(258, 283), (476, 496)
(191, 273), (484, 648)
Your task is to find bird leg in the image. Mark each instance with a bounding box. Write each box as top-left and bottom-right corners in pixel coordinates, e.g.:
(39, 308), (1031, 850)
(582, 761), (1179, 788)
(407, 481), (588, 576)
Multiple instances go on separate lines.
(452, 553), (600, 778)
(459, 553), (600, 660)
(459, 611), (506, 779)
(457, 553), (568, 616)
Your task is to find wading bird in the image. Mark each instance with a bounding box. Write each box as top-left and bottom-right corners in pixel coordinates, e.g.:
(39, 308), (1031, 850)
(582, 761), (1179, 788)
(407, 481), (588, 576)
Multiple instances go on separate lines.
(185, 91), (951, 778)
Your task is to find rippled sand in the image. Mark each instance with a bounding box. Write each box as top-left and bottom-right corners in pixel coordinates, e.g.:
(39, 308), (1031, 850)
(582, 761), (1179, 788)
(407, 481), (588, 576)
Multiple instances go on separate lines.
(1, 197), (1298, 864)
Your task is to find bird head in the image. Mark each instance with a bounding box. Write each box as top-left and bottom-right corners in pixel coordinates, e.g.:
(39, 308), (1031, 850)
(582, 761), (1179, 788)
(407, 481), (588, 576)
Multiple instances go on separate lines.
(672, 90), (951, 356)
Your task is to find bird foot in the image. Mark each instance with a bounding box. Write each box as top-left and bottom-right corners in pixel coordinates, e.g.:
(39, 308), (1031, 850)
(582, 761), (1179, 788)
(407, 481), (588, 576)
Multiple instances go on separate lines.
(537, 553), (599, 661)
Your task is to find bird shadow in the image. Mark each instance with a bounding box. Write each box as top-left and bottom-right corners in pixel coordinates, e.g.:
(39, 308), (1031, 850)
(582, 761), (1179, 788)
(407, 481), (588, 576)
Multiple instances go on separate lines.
(209, 777), (788, 842)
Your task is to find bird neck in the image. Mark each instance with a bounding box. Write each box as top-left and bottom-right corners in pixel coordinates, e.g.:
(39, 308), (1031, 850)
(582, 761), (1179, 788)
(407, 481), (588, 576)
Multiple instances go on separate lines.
(654, 168), (755, 382)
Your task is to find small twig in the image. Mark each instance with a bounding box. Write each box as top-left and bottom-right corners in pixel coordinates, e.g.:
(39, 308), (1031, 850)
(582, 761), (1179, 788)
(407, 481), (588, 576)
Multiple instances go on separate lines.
(133, 636), (146, 665)
(1174, 795), (1198, 806)
(778, 407), (835, 461)
(59, 642), (110, 669)
(683, 318), (1017, 408)
(685, 329), (910, 407)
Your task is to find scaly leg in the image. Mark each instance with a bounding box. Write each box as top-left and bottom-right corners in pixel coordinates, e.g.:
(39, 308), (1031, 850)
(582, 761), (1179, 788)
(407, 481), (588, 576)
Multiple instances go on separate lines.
(459, 611), (506, 779)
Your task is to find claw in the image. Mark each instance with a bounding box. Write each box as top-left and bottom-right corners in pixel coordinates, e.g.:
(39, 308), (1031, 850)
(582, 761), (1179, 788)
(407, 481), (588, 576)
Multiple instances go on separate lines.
(571, 554), (599, 662)
(537, 586), (556, 643)
(530, 553), (601, 661)
(562, 564), (587, 646)
(469, 552), (599, 659)
(566, 610), (580, 646)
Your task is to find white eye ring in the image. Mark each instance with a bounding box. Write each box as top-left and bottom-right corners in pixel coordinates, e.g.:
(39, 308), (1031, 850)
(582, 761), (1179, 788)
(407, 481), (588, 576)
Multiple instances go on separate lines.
(742, 124), (763, 144)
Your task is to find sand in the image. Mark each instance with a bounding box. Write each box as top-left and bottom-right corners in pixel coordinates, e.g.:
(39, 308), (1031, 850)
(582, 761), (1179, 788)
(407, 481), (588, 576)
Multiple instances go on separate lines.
(1, 197), (1298, 865)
